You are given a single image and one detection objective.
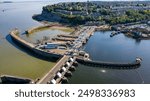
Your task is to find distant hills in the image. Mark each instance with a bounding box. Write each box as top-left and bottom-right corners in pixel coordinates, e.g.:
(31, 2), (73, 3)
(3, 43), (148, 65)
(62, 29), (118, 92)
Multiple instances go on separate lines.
(1, 1), (13, 3)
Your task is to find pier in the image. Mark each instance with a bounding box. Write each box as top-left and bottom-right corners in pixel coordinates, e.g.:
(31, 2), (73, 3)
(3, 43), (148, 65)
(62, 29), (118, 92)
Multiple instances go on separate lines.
(10, 29), (35, 49)
(9, 25), (142, 84)
(37, 55), (70, 84)
(0, 75), (33, 84)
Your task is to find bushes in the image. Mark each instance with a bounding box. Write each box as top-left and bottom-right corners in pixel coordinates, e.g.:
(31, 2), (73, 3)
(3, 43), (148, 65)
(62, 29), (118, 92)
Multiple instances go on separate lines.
(42, 3), (150, 25)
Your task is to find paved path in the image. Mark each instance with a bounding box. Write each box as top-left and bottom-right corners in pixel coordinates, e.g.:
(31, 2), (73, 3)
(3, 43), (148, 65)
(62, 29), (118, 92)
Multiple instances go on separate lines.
(37, 27), (95, 84)
(37, 55), (70, 84)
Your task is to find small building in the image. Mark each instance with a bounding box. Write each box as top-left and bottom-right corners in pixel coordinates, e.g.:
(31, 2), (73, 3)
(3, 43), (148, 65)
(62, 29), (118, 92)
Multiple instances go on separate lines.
(39, 42), (67, 50)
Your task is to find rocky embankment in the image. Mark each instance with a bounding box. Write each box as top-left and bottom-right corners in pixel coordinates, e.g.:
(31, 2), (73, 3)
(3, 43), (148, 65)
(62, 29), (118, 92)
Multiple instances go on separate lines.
(32, 10), (69, 24)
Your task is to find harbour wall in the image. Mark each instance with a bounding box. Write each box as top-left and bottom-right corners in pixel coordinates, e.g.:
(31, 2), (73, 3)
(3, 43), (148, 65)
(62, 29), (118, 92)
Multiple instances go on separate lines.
(10, 28), (141, 69)
(77, 58), (141, 69)
(0, 75), (33, 84)
(10, 29), (62, 60)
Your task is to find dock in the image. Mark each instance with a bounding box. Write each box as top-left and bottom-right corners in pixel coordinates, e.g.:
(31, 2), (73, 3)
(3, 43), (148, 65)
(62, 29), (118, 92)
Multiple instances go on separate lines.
(9, 25), (142, 84)
(0, 75), (33, 84)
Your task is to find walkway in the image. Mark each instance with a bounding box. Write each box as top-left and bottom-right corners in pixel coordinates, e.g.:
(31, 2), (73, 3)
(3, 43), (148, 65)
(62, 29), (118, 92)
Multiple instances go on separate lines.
(37, 55), (70, 84)
(37, 27), (94, 84)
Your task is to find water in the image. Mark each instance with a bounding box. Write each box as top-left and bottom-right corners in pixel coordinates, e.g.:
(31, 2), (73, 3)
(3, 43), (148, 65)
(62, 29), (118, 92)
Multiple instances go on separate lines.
(0, 2), (70, 80)
(22, 27), (73, 43)
(0, 2), (150, 83)
(69, 31), (150, 84)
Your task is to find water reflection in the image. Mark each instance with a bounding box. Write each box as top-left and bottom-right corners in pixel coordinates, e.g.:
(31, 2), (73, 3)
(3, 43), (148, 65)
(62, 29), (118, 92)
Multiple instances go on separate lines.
(6, 34), (57, 62)
(101, 69), (106, 73)
(0, 2), (56, 80)
(69, 31), (149, 84)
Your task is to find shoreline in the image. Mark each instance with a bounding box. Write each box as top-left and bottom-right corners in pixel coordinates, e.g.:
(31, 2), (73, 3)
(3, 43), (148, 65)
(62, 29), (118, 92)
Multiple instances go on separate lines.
(26, 24), (74, 34)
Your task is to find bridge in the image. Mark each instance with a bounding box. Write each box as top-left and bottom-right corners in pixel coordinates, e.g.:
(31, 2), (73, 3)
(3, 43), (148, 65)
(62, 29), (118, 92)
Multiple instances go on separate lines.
(37, 55), (70, 84)
(37, 26), (95, 84)
(9, 25), (142, 84)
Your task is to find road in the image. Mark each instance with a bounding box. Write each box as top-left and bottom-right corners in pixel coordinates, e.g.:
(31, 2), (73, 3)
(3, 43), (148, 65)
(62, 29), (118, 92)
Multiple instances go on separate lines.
(37, 55), (69, 84)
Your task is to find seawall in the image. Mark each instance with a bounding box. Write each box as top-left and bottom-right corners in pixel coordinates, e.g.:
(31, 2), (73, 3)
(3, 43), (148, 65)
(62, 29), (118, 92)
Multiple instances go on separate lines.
(0, 75), (33, 84)
(10, 29), (62, 60)
(77, 58), (141, 69)
(10, 28), (142, 69)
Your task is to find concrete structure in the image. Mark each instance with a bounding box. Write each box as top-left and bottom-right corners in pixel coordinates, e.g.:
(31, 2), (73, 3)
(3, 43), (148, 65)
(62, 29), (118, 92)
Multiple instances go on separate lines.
(0, 75), (33, 84)
(9, 25), (142, 84)
(37, 55), (78, 84)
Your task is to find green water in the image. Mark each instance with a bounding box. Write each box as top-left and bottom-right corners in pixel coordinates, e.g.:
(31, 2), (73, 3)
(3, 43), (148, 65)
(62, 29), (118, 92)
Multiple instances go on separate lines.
(23, 28), (73, 43)
(0, 2), (71, 80)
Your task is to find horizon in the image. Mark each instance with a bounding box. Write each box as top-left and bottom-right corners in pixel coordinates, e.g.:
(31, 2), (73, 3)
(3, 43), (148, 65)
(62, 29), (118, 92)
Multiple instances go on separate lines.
(1, 0), (150, 2)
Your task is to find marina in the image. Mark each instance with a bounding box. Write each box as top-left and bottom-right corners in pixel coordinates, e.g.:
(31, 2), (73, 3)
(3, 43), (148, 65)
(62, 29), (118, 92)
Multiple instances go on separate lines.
(9, 25), (142, 84)
(0, 1), (150, 84)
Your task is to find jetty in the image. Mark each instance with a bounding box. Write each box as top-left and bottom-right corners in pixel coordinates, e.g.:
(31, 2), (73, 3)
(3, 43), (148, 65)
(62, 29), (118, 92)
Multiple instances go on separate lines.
(77, 58), (141, 69)
(9, 25), (142, 84)
(37, 56), (77, 84)
(10, 29), (63, 59)
(0, 75), (33, 84)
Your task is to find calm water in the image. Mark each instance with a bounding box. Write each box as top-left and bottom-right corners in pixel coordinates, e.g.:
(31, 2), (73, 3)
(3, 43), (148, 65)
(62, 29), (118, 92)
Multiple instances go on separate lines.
(0, 2), (150, 83)
(0, 2), (68, 80)
(69, 31), (150, 84)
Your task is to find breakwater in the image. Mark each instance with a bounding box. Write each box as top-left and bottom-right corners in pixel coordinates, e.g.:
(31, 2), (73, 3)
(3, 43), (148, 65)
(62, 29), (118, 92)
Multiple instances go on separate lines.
(10, 26), (142, 69)
(77, 58), (141, 69)
(0, 75), (33, 84)
(9, 25), (142, 84)
(10, 29), (63, 60)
